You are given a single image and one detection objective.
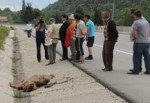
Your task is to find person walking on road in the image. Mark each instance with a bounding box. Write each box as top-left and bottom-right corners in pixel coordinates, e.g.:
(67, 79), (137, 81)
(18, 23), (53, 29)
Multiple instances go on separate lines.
(59, 14), (70, 61)
(26, 21), (32, 38)
(84, 15), (95, 60)
(46, 18), (59, 65)
(101, 11), (118, 71)
(127, 10), (150, 75)
(35, 17), (49, 62)
(65, 14), (77, 61)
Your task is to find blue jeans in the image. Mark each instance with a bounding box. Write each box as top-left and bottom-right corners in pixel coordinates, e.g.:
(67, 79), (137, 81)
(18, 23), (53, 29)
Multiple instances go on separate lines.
(75, 37), (84, 60)
(133, 43), (150, 72)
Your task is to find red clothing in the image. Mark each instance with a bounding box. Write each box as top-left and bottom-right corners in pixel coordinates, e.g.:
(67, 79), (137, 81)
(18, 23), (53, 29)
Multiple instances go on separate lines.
(65, 20), (76, 47)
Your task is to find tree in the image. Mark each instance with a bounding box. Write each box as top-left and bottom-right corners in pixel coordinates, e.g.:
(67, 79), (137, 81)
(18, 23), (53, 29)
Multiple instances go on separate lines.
(22, 0), (26, 10)
(21, 0), (34, 23)
(75, 6), (84, 19)
(93, 9), (103, 26)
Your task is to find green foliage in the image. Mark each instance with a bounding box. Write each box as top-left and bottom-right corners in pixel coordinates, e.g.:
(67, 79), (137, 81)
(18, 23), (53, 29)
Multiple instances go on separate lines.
(116, 8), (132, 26)
(93, 9), (103, 26)
(0, 26), (9, 50)
(11, 56), (20, 64)
(42, 0), (150, 25)
(13, 90), (29, 98)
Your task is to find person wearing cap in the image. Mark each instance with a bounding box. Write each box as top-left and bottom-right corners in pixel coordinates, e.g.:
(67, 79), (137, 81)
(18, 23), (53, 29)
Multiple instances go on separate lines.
(65, 14), (77, 60)
(46, 18), (60, 65)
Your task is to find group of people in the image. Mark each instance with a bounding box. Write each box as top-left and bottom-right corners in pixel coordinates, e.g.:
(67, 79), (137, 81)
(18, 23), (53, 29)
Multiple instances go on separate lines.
(28, 9), (150, 75)
(33, 13), (95, 65)
(59, 14), (95, 63)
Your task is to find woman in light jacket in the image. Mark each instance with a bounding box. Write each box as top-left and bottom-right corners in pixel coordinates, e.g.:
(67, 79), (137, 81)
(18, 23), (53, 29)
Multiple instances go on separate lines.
(46, 18), (59, 65)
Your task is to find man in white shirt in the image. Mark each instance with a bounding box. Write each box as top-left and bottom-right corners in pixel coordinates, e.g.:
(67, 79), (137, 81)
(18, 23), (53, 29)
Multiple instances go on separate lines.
(26, 21), (32, 38)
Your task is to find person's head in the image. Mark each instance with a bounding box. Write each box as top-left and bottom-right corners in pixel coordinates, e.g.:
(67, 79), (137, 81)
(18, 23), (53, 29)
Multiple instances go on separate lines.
(101, 11), (110, 23)
(38, 16), (44, 24)
(28, 21), (31, 24)
(133, 10), (142, 20)
(84, 15), (90, 22)
(74, 13), (81, 22)
(49, 18), (56, 24)
(69, 14), (75, 23)
(130, 9), (136, 19)
(61, 14), (68, 22)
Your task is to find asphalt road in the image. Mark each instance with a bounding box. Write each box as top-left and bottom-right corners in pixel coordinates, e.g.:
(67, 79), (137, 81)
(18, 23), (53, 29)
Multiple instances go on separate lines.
(56, 32), (150, 103)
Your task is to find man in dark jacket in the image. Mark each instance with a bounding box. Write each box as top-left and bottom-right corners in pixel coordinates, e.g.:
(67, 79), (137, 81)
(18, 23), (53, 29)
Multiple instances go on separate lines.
(59, 14), (70, 61)
(101, 11), (118, 71)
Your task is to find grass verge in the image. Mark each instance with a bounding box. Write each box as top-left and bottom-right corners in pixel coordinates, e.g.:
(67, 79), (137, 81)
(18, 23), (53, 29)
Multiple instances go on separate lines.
(0, 26), (9, 50)
(14, 90), (29, 98)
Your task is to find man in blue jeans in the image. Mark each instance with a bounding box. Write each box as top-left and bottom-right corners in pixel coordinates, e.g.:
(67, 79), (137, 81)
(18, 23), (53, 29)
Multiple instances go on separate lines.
(128, 10), (150, 75)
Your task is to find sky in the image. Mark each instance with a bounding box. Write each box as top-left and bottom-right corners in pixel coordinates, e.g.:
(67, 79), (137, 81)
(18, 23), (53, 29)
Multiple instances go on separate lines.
(0, 0), (58, 11)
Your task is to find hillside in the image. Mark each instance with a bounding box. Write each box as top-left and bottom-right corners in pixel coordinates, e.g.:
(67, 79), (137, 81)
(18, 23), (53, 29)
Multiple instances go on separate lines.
(42, 0), (150, 26)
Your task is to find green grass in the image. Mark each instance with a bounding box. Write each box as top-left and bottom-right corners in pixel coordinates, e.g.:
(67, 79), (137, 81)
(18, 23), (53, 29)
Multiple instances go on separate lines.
(0, 26), (9, 50)
(11, 36), (18, 45)
(11, 56), (20, 64)
(13, 90), (29, 98)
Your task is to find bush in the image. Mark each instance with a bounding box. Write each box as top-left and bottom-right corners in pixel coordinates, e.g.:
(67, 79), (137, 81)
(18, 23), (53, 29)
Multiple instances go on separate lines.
(0, 26), (9, 50)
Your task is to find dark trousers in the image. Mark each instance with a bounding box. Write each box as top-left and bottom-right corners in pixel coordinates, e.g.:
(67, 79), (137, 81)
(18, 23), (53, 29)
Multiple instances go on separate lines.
(133, 43), (150, 73)
(75, 37), (84, 60)
(61, 39), (68, 59)
(102, 40), (116, 70)
(27, 30), (31, 38)
(133, 43), (142, 71)
(36, 38), (48, 61)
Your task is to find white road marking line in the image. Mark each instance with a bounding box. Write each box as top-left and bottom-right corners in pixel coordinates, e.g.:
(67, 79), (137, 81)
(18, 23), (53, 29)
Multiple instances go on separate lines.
(93, 44), (132, 55)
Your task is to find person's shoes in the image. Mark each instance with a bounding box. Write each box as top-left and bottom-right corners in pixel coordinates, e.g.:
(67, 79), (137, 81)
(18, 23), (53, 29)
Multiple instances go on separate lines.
(68, 58), (74, 61)
(74, 60), (84, 63)
(45, 57), (49, 60)
(102, 68), (112, 71)
(60, 58), (67, 61)
(144, 71), (150, 75)
(130, 69), (142, 72)
(37, 59), (41, 63)
(45, 62), (55, 66)
(85, 55), (93, 60)
(127, 71), (139, 75)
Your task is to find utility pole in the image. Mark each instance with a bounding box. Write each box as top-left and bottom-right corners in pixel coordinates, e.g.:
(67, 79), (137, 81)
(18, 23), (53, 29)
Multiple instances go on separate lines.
(112, 0), (115, 20)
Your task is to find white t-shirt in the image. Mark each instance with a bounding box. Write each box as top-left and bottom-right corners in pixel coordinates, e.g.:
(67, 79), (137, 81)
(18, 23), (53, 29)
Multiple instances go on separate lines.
(26, 24), (32, 30)
(76, 20), (86, 38)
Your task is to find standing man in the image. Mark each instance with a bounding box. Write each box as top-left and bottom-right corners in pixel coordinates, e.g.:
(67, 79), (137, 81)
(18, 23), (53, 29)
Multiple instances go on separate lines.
(128, 10), (150, 75)
(74, 13), (86, 63)
(129, 9), (145, 72)
(46, 18), (59, 65)
(84, 15), (95, 60)
(35, 17), (48, 62)
(101, 11), (118, 71)
(26, 21), (32, 38)
(59, 14), (70, 61)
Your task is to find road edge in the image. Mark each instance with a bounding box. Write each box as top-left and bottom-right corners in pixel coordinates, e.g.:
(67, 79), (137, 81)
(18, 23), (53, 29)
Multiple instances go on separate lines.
(56, 51), (135, 103)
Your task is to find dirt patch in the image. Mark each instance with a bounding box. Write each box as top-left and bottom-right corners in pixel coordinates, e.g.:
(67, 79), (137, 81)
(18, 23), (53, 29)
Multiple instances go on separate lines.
(11, 30), (31, 103)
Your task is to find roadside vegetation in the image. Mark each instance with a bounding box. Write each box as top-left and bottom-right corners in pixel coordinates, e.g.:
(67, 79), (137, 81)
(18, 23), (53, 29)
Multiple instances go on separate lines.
(0, 26), (9, 50)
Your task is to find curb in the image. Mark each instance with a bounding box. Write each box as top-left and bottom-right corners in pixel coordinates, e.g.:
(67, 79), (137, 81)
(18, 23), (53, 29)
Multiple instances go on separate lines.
(56, 50), (136, 103)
